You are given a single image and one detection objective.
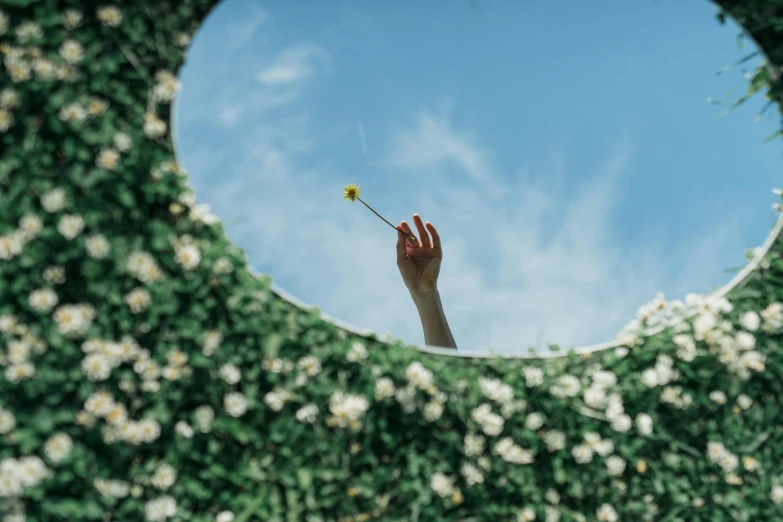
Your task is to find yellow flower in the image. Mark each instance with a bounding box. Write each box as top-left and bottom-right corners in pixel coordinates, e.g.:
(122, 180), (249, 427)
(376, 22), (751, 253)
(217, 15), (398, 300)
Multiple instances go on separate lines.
(343, 184), (360, 202)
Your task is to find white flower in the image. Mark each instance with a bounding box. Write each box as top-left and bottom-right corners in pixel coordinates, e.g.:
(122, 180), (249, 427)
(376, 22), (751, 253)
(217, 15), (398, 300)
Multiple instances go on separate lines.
(15, 22), (43, 42)
(54, 303), (95, 338)
(82, 353), (112, 381)
(635, 413), (653, 436)
(771, 485), (783, 505)
(550, 375), (581, 398)
(522, 366), (543, 387)
(19, 213), (43, 238)
(138, 418), (161, 443)
(144, 495), (177, 522)
(423, 402), (444, 422)
(544, 430), (566, 452)
(153, 70), (182, 102)
(216, 511), (235, 522)
(459, 462), (484, 486)
(606, 455), (626, 476)
(463, 433), (486, 457)
(0, 109), (12, 132)
(583, 386), (606, 409)
(85, 391), (115, 416)
(525, 412), (544, 430)
(44, 433), (73, 463)
(224, 392), (248, 417)
(41, 188), (67, 213)
(0, 88), (19, 108)
(0, 409), (17, 434)
(479, 377), (514, 404)
(96, 148), (120, 170)
(295, 404), (319, 424)
(42, 265), (66, 285)
(517, 507), (536, 522)
(597, 504), (617, 522)
(0, 231), (24, 260)
(127, 251), (164, 283)
(0, 463), (24, 497)
(144, 113), (167, 138)
(640, 368), (658, 387)
(405, 361), (433, 389)
(200, 331), (223, 357)
(264, 390), (289, 412)
(113, 132), (132, 151)
(125, 288), (152, 313)
(471, 404), (505, 436)
(0, 12), (8, 36)
(176, 33), (192, 47)
(735, 331), (756, 351)
(219, 364), (241, 385)
(16, 455), (50, 487)
(174, 243), (201, 270)
(737, 394), (753, 410)
(29, 288), (59, 313)
(328, 391), (370, 428)
(63, 9), (83, 29)
(611, 413), (632, 433)
(346, 341), (368, 362)
(59, 40), (85, 64)
(59, 102), (88, 122)
(709, 390), (727, 405)
(57, 214), (85, 240)
(151, 463), (177, 490)
(173, 421), (193, 439)
(762, 302), (783, 331)
(33, 58), (57, 80)
(572, 444), (594, 464)
(374, 377), (396, 400)
(430, 471), (454, 497)
(297, 355), (321, 376)
(740, 311), (760, 331)
(85, 234), (111, 258)
(6, 59), (32, 83)
(97, 5), (123, 27)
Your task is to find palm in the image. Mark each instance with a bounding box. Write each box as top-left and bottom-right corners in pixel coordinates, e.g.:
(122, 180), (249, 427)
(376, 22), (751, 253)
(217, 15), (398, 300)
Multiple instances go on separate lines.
(396, 215), (443, 294)
(401, 246), (441, 293)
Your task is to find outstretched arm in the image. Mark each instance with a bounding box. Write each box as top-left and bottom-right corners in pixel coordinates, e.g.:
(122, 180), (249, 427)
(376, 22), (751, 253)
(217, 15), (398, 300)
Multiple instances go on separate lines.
(396, 214), (457, 349)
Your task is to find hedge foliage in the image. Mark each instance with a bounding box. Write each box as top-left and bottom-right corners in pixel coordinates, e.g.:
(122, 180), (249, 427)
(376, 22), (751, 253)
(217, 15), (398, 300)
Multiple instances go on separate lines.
(2, 0), (783, 521)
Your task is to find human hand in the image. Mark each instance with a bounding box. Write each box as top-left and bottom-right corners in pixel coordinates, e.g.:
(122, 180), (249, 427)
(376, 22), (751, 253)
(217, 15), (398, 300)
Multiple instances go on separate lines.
(396, 214), (442, 296)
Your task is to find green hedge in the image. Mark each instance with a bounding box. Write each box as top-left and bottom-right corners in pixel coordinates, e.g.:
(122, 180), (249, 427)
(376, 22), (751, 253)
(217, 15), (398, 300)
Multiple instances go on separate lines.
(1, 1), (783, 521)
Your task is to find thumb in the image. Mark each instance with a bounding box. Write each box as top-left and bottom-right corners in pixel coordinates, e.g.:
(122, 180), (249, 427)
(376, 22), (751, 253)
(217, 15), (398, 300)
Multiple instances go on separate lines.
(396, 226), (407, 266)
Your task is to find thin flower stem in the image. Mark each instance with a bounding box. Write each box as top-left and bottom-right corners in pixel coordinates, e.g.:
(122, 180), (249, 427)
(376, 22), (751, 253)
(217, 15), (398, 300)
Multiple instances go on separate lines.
(358, 197), (417, 242)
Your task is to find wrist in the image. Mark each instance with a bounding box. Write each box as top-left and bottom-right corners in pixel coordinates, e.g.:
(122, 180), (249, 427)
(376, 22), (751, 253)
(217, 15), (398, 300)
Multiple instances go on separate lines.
(410, 288), (439, 306)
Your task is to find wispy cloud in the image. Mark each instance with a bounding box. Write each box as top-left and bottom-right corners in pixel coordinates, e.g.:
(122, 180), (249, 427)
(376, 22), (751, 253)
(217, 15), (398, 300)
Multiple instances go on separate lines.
(225, 3), (269, 51)
(357, 122), (368, 158)
(257, 44), (330, 85)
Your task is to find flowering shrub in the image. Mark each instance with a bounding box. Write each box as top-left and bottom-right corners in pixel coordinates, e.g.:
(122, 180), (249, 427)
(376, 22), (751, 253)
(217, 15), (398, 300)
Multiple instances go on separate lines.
(1, 1), (783, 521)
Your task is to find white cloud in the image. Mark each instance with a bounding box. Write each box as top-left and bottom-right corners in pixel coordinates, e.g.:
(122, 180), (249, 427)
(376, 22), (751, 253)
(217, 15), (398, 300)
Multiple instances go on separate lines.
(225, 3), (269, 50)
(257, 44), (330, 85)
(357, 122), (368, 158)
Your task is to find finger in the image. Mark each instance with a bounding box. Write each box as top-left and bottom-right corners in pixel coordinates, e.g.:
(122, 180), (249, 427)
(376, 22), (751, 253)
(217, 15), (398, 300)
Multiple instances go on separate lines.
(401, 221), (418, 247)
(396, 226), (407, 265)
(426, 221), (441, 249)
(413, 214), (431, 246)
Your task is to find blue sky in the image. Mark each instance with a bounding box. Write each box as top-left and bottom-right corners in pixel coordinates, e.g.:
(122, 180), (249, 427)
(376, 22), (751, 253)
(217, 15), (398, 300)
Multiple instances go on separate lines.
(173, 0), (781, 353)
